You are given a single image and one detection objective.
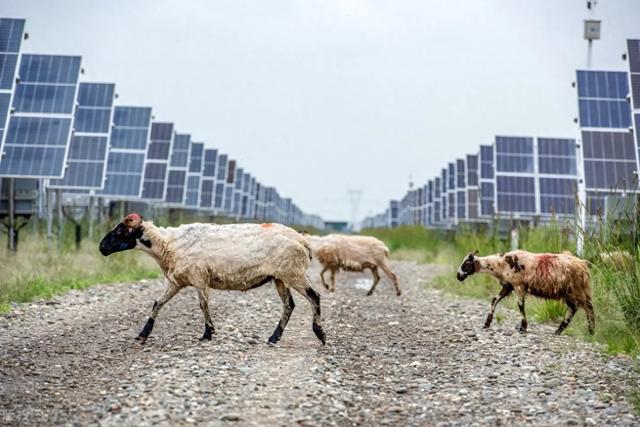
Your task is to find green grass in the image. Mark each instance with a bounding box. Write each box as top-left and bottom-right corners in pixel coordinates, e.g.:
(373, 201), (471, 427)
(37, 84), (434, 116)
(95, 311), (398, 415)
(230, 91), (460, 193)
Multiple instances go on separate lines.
(362, 221), (640, 357)
(0, 225), (160, 313)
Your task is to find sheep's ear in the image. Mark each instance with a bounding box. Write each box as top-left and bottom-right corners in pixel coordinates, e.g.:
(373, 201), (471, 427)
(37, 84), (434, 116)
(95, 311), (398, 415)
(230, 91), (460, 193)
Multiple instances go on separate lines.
(123, 213), (143, 229)
(473, 249), (479, 256)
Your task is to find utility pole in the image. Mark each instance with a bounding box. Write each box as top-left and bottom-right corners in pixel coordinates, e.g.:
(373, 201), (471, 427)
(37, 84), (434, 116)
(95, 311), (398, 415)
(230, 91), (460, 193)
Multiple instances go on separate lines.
(577, 1), (601, 257)
(348, 189), (363, 232)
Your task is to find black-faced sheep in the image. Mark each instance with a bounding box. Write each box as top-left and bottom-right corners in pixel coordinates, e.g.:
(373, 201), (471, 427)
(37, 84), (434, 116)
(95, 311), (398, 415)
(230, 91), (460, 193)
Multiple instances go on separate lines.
(99, 214), (326, 345)
(305, 234), (401, 296)
(457, 250), (594, 335)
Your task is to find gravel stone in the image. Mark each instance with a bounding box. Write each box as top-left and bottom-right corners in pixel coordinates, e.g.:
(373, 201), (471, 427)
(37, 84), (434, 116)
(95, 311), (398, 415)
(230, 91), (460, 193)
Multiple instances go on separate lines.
(0, 262), (638, 425)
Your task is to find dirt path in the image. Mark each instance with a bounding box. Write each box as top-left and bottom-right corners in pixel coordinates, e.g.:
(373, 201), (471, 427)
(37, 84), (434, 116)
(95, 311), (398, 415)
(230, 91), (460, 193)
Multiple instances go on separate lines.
(0, 261), (638, 426)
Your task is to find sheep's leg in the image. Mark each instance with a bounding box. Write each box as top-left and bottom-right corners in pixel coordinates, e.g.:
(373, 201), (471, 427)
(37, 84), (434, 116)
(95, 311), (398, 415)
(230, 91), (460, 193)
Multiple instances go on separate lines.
(517, 293), (527, 333)
(291, 276), (326, 345)
(582, 299), (595, 335)
(554, 300), (577, 335)
(483, 283), (513, 328)
(268, 279), (295, 344)
(330, 269), (336, 292)
(366, 266), (381, 296)
(136, 282), (182, 344)
(319, 267), (330, 290)
(379, 261), (401, 296)
(197, 288), (214, 341)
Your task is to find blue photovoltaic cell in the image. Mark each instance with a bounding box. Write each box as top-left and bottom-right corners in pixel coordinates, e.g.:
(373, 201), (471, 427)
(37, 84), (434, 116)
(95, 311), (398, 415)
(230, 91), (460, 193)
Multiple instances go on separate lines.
(49, 83), (115, 189)
(456, 159), (465, 188)
(539, 177), (577, 215)
(582, 130), (637, 190)
(496, 136), (534, 173)
(448, 162), (455, 190)
(457, 190), (465, 219)
(185, 142), (203, 207)
(224, 160), (236, 211)
(165, 133), (191, 204)
(480, 145), (494, 179)
(0, 19), (25, 91)
(214, 154), (228, 209)
(467, 188), (479, 219)
(98, 106), (152, 197)
(466, 154), (478, 186)
(0, 53), (81, 178)
(576, 70), (631, 128)
(496, 176), (536, 213)
(480, 182), (494, 216)
(142, 122), (173, 200)
(199, 148), (217, 208)
(537, 138), (577, 175)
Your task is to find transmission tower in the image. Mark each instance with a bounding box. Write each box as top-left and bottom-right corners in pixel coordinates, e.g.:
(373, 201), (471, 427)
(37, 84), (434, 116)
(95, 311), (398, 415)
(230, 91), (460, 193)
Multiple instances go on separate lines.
(348, 189), (363, 231)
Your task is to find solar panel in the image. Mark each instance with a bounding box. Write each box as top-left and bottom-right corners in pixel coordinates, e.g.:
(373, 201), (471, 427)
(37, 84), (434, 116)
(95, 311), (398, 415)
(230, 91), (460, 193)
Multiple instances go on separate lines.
(537, 137), (578, 216)
(455, 158), (466, 221)
(465, 154), (479, 219)
(232, 167), (243, 216)
(440, 168), (447, 222)
(0, 19), (24, 155)
(214, 154), (227, 209)
(495, 136), (537, 215)
(576, 70), (631, 129)
(199, 148), (217, 208)
(185, 142), (203, 207)
(628, 40), (640, 181)
(142, 122), (173, 200)
(0, 54), (81, 178)
(581, 130), (637, 190)
(479, 145), (495, 216)
(97, 106), (152, 197)
(165, 133), (191, 204)
(224, 159), (236, 212)
(433, 177), (441, 224)
(49, 83), (115, 189)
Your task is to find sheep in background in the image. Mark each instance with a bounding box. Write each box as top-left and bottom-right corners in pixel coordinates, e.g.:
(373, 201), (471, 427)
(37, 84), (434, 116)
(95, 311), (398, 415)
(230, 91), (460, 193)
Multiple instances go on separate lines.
(305, 234), (401, 296)
(599, 250), (633, 270)
(99, 214), (326, 345)
(457, 250), (594, 335)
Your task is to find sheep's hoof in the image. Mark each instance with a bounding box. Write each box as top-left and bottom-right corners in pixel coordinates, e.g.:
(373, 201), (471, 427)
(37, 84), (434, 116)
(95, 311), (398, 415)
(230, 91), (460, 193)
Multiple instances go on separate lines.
(199, 325), (214, 341)
(518, 326), (527, 334)
(366, 291), (373, 296)
(135, 335), (148, 345)
(554, 329), (564, 336)
(396, 290), (402, 296)
(313, 323), (326, 345)
(198, 336), (212, 342)
(482, 323), (491, 329)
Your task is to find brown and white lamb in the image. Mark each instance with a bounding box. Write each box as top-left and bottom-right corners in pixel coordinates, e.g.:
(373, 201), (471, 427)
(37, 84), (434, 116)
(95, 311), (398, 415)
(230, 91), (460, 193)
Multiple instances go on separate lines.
(99, 214), (326, 345)
(306, 234), (401, 296)
(457, 250), (594, 335)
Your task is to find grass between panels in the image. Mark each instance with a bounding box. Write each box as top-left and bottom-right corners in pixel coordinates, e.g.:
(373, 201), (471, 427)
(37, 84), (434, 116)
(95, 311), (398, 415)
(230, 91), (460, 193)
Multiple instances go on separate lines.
(0, 229), (160, 313)
(363, 224), (640, 357)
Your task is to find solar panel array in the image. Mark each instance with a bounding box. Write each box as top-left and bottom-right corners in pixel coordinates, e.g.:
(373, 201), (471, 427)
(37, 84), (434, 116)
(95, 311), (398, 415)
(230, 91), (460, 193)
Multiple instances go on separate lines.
(0, 54), (81, 178)
(363, 42), (640, 229)
(0, 16), (323, 229)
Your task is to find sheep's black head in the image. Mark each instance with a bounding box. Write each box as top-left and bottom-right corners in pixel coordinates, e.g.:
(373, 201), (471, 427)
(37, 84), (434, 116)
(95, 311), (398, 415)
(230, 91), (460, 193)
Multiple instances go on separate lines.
(457, 250), (479, 281)
(99, 213), (144, 256)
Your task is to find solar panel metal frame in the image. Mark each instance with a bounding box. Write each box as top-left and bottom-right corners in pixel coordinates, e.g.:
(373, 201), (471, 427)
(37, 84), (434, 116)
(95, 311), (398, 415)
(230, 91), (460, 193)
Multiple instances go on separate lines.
(0, 53), (82, 179)
(48, 82), (116, 190)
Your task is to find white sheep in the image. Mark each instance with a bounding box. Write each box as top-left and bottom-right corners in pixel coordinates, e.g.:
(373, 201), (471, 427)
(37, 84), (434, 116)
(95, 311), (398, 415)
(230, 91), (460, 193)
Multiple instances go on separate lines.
(99, 213), (326, 345)
(305, 234), (401, 296)
(457, 250), (594, 335)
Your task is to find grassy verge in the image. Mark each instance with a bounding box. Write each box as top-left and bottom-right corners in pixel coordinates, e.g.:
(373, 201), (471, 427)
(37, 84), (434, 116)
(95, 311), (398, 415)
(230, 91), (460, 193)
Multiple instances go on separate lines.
(0, 230), (160, 313)
(363, 224), (640, 357)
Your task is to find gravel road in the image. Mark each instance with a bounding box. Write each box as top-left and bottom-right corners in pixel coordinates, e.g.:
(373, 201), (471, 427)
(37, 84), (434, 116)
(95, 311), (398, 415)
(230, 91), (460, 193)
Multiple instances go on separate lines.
(1, 261), (639, 426)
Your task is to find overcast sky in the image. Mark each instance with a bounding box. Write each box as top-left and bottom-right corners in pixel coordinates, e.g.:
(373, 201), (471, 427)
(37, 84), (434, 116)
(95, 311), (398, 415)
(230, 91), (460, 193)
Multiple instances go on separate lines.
(5, 0), (640, 221)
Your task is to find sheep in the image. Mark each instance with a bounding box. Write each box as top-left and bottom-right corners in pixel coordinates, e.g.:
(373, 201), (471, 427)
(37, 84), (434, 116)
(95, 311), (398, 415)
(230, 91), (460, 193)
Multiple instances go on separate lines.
(99, 213), (326, 345)
(305, 233), (401, 296)
(456, 250), (594, 335)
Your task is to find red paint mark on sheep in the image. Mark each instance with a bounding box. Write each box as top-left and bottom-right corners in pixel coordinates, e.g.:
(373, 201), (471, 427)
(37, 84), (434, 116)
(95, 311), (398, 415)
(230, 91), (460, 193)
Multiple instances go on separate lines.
(261, 223), (273, 228)
(124, 213), (142, 228)
(536, 254), (556, 277)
